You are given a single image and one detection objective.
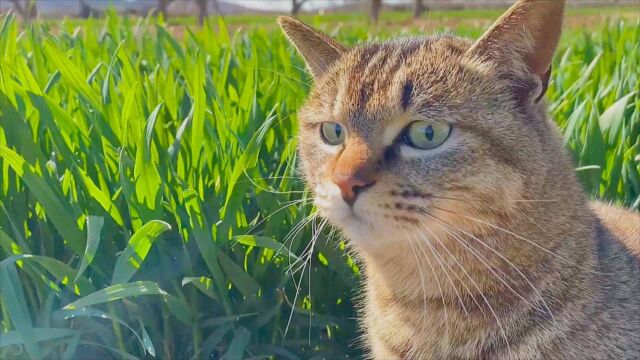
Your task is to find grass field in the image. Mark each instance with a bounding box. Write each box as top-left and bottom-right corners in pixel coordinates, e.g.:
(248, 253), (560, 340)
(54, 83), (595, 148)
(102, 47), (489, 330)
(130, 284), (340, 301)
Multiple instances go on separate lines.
(0, 7), (639, 359)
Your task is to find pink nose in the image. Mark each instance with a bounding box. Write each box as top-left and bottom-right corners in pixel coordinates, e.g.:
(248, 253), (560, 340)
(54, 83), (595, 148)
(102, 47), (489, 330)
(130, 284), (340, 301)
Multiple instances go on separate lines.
(332, 173), (376, 206)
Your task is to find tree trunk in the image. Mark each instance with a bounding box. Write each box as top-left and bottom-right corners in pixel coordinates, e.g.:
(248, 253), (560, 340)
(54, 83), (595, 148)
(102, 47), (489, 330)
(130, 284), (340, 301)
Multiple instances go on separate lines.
(78, 0), (95, 18)
(370, 0), (382, 23)
(11, 0), (37, 21)
(26, 0), (37, 18)
(9, 0), (26, 18)
(291, 0), (307, 15)
(157, 0), (169, 19)
(195, 0), (208, 25)
(413, 0), (428, 19)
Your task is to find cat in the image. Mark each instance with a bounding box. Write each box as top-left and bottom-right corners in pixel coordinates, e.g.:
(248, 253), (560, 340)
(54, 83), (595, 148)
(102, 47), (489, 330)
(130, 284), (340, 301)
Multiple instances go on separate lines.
(278, 0), (640, 359)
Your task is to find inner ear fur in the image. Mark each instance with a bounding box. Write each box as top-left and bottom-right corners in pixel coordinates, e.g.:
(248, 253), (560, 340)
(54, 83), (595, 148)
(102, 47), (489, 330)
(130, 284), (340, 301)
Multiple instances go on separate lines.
(466, 0), (566, 101)
(277, 16), (346, 79)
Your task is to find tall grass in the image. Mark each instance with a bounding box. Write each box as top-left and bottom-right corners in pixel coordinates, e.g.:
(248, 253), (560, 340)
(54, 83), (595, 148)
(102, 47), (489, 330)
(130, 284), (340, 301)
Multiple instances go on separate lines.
(0, 11), (638, 359)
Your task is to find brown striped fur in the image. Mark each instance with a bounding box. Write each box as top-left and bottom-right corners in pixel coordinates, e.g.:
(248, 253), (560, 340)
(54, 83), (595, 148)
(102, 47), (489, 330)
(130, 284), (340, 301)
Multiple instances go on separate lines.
(279, 1), (640, 358)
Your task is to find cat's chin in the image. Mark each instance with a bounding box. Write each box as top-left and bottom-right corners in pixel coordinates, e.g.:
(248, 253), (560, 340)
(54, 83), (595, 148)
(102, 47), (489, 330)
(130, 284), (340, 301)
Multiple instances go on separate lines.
(313, 184), (362, 228)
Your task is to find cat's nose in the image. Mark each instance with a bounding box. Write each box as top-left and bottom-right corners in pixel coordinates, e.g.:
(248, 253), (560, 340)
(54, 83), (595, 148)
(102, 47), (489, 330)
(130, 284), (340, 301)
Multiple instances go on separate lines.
(332, 173), (376, 206)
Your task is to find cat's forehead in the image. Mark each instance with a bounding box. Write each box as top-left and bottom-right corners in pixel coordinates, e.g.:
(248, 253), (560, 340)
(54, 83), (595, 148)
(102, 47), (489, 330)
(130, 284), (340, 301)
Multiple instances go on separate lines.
(310, 36), (480, 126)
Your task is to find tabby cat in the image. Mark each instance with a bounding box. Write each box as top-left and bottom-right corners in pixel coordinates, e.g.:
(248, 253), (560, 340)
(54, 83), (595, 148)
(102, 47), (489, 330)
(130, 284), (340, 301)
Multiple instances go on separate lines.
(278, 0), (640, 358)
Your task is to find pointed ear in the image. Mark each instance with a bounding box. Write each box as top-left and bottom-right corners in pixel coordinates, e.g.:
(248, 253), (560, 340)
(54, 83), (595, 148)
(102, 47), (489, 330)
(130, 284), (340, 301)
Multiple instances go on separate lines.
(466, 0), (565, 95)
(277, 16), (346, 79)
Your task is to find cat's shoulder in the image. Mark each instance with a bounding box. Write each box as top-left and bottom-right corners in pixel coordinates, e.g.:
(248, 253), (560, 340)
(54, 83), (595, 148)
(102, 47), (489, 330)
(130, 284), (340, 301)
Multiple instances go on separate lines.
(590, 201), (639, 259)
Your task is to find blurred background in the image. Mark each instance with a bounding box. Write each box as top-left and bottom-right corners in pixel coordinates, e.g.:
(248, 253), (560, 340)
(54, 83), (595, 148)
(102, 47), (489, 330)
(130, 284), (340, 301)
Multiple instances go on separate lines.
(2, 0), (639, 22)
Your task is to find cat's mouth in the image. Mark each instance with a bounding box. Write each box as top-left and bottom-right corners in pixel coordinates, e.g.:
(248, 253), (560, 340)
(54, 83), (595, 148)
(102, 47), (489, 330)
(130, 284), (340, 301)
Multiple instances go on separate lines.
(313, 182), (366, 225)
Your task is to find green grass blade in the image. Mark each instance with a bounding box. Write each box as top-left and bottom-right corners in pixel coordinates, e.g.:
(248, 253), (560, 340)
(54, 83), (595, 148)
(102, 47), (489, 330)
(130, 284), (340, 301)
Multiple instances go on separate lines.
(111, 220), (171, 285)
(75, 216), (105, 282)
(0, 262), (40, 358)
(220, 326), (251, 360)
(0, 146), (85, 253)
(63, 281), (168, 310)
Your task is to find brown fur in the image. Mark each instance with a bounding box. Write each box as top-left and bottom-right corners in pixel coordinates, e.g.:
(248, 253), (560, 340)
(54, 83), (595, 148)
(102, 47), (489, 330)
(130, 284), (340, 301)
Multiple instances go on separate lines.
(279, 1), (640, 358)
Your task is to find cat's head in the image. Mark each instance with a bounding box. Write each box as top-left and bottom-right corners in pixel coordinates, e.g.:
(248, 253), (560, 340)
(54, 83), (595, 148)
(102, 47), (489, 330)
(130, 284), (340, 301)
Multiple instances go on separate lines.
(279, 0), (566, 251)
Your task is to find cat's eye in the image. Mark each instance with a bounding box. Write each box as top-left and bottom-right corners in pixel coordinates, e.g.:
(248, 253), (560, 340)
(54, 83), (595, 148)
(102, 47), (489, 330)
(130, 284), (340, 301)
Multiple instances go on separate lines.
(402, 121), (452, 150)
(321, 122), (346, 145)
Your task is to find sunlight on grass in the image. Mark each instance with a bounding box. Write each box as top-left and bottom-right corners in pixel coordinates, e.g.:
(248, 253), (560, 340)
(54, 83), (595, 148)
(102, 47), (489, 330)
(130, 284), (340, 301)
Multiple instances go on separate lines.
(0, 8), (638, 359)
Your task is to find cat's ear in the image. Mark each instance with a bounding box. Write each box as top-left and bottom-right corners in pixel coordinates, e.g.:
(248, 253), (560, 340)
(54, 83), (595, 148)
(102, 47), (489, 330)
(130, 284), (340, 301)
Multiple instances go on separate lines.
(466, 0), (565, 98)
(278, 16), (346, 79)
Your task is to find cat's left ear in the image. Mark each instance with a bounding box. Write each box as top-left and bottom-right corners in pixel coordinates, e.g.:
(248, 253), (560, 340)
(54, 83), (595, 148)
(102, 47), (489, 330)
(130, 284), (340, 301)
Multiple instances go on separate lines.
(278, 16), (346, 79)
(466, 0), (565, 100)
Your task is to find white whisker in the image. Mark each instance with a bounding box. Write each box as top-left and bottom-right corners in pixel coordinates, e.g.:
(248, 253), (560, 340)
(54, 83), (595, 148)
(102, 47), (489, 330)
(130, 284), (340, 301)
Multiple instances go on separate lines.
(416, 218), (488, 318)
(416, 219), (513, 358)
(429, 213), (557, 324)
(405, 230), (430, 327)
(413, 223), (470, 315)
(408, 227), (451, 338)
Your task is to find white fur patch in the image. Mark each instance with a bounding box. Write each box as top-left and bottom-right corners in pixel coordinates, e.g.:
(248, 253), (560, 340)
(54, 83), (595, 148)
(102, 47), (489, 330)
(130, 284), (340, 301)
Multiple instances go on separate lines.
(313, 181), (414, 248)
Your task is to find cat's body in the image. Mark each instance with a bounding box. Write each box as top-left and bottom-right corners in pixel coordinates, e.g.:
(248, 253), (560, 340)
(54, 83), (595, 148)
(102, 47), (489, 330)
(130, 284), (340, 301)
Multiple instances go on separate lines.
(364, 200), (640, 359)
(278, 1), (640, 358)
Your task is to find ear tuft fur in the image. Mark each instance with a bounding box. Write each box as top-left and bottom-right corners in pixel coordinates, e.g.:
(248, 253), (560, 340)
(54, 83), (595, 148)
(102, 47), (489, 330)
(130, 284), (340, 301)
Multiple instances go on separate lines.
(277, 16), (346, 79)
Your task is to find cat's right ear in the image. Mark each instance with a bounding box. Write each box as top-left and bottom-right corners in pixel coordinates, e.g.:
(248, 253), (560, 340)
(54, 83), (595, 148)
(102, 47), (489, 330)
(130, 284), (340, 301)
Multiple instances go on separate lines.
(466, 0), (566, 101)
(277, 16), (346, 79)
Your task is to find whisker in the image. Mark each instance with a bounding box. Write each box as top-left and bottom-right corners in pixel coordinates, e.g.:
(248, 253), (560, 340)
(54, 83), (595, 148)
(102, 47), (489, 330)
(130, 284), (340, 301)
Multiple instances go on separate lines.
(408, 228), (450, 338)
(431, 194), (559, 204)
(416, 219), (486, 318)
(412, 223), (470, 315)
(258, 66), (312, 87)
(326, 226), (338, 245)
(308, 218), (327, 346)
(284, 218), (328, 343)
(426, 212), (557, 324)
(308, 237), (312, 347)
(242, 169), (307, 195)
(405, 230), (430, 327)
(237, 175), (301, 184)
(283, 214), (319, 272)
(244, 198), (311, 236)
(414, 220), (513, 358)
(432, 205), (598, 274)
(425, 216), (538, 315)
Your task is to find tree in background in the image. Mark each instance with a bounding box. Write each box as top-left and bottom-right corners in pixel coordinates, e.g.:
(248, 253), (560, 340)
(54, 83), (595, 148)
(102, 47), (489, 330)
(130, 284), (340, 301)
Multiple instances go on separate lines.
(9, 0), (37, 21)
(413, 0), (429, 19)
(157, 0), (172, 19)
(78, 0), (102, 18)
(291, 0), (309, 16)
(195, 0), (207, 25)
(370, 0), (382, 23)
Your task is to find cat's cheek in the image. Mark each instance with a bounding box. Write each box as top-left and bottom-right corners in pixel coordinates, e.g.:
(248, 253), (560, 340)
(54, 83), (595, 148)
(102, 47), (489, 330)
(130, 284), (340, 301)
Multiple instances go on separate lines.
(313, 182), (353, 223)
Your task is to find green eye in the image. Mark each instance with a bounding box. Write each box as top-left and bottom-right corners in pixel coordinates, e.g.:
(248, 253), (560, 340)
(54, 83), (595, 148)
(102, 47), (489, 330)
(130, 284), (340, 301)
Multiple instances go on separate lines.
(402, 121), (452, 150)
(321, 122), (346, 145)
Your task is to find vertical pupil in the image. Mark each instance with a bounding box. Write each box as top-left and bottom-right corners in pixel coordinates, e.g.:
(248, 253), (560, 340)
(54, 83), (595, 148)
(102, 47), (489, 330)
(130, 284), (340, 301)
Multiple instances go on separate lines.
(334, 125), (342, 139)
(424, 125), (434, 141)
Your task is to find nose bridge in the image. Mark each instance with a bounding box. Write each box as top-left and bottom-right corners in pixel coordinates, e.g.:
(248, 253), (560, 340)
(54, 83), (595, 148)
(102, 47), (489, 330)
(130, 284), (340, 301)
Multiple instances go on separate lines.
(333, 137), (377, 179)
(330, 136), (379, 205)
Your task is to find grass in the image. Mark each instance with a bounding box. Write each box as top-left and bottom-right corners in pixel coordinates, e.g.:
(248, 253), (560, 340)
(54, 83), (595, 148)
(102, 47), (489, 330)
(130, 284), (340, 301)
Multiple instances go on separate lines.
(162, 6), (640, 28)
(0, 9), (638, 360)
